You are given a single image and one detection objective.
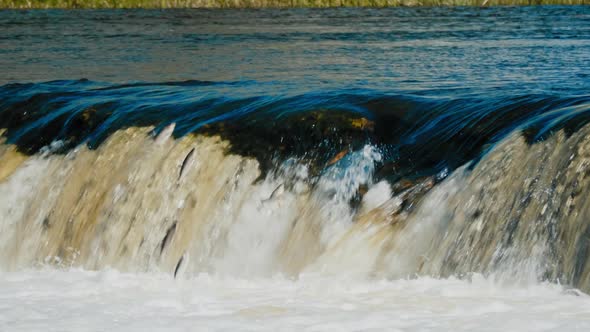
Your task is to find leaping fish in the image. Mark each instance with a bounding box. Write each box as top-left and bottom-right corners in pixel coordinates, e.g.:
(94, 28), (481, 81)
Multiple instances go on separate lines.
(179, 148), (196, 180)
(261, 183), (285, 204)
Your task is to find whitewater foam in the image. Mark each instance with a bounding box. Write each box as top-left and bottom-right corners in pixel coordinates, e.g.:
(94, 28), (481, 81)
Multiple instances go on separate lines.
(1, 269), (589, 332)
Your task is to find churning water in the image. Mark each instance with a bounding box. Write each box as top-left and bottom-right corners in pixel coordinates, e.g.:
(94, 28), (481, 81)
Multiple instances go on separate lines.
(1, 6), (590, 331)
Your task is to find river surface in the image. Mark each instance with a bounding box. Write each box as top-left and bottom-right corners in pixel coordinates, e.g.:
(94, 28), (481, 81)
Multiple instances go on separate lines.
(1, 6), (590, 331)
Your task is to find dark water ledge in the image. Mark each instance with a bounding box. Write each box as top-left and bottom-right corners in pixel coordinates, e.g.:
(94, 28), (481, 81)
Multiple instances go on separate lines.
(2, 80), (590, 185)
(1, 0), (588, 8)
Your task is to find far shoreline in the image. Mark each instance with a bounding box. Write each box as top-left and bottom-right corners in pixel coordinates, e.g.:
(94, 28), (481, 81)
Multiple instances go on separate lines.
(1, 0), (588, 9)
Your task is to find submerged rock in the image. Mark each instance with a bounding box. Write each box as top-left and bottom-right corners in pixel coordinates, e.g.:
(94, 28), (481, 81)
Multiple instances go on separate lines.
(197, 111), (377, 178)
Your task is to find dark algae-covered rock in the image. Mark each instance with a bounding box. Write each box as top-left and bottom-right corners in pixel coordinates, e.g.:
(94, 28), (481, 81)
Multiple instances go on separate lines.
(197, 110), (377, 177)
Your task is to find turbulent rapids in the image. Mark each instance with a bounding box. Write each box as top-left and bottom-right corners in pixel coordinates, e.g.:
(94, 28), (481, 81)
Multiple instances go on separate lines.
(2, 7), (590, 330)
(2, 80), (590, 293)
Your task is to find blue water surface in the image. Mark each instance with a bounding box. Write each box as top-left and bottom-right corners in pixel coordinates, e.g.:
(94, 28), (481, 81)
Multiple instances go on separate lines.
(1, 7), (589, 177)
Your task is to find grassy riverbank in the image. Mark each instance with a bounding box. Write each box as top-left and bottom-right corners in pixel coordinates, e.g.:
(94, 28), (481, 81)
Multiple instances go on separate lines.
(1, 0), (587, 8)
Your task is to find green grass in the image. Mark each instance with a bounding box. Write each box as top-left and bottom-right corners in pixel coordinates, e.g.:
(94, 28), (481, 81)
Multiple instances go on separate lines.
(0, 0), (587, 8)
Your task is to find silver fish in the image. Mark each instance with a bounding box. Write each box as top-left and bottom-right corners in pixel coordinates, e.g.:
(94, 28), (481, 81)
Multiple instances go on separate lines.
(262, 183), (285, 203)
(179, 148), (196, 180)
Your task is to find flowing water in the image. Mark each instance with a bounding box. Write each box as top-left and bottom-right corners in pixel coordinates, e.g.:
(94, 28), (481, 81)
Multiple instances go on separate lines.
(1, 6), (590, 331)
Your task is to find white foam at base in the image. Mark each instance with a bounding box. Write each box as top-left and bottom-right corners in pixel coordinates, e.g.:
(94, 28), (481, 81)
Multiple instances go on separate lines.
(2, 269), (589, 332)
